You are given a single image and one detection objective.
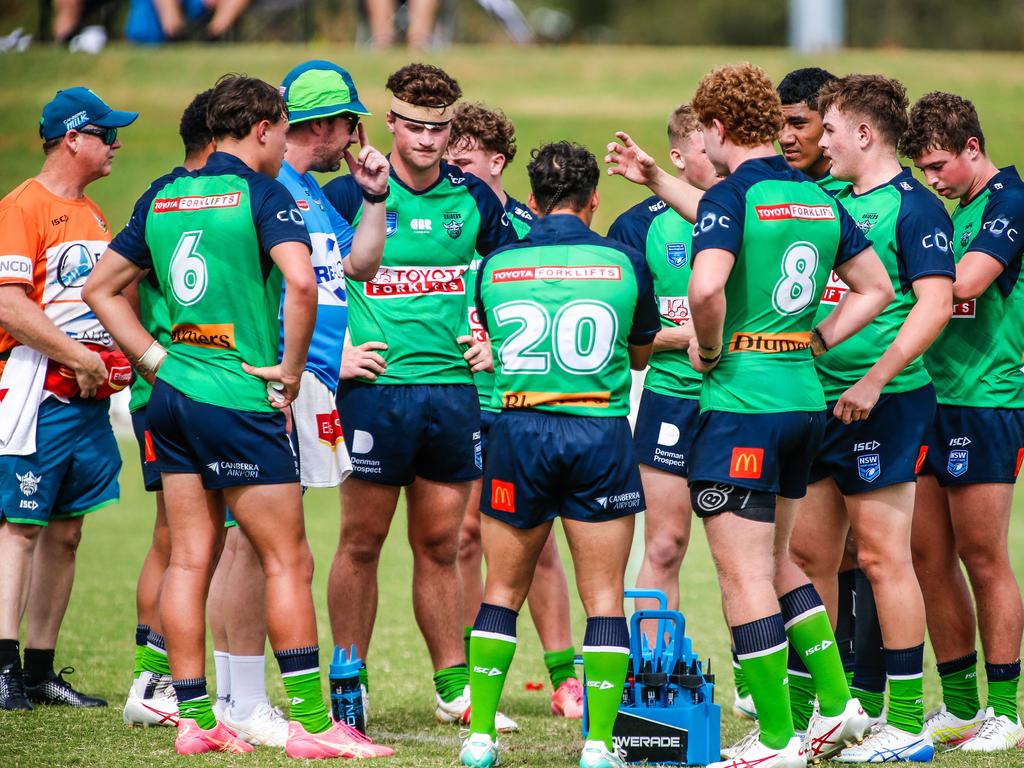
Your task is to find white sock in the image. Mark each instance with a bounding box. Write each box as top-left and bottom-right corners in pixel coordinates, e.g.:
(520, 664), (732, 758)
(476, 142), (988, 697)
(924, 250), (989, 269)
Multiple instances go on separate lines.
(214, 650), (231, 704)
(228, 654), (269, 720)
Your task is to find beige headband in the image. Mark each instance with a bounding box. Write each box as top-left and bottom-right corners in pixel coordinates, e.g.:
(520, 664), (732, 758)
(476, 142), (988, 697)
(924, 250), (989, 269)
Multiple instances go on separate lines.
(389, 96), (455, 125)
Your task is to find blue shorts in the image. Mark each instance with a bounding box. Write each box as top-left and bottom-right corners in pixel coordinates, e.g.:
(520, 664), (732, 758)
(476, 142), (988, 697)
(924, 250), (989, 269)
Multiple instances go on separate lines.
(688, 410), (826, 499)
(810, 384), (935, 495)
(131, 407), (162, 493)
(479, 409), (498, 466)
(481, 411), (644, 529)
(633, 389), (700, 478)
(0, 397), (120, 525)
(337, 382), (482, 486)
(146, 379), (298, 490)
(922, 404), (1024, 486)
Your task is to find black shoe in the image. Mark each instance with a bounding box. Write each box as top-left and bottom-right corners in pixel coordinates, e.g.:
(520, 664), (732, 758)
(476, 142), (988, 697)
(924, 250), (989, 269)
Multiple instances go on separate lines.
(0, 661), (33, 710)
(25, 667), (107, 707)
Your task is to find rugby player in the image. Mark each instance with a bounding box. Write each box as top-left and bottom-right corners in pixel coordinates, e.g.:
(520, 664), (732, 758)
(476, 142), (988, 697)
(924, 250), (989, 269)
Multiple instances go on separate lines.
(607, 63), (893, 768)
(0, 86), (136, 711)
(323, 63), (517, 726)
(84, 74), (392, 759)
(444, 101), (583, 719)
(124, 90), (214, 729)
(778, 67), (846, 190)
(905, 91), (1024, 752)
(803, 75), (954, 764)
(459, 140), (659, 768)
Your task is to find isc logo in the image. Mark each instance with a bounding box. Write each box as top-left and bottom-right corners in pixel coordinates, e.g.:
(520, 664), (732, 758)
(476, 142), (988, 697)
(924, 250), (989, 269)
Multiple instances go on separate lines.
(411, 218), (432, 232)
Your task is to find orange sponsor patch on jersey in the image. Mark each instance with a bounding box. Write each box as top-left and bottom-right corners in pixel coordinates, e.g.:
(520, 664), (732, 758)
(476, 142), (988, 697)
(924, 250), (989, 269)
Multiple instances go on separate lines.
(491, 480), (515, 513)
(729, 331), (811, 354)
(501, 391), (611, 409)
(729, 447), (764, 479)
(170, 323), (236, 350)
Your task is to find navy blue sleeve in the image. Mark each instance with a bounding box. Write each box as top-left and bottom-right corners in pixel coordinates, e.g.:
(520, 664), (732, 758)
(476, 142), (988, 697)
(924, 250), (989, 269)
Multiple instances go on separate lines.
(691, 179), (745, 258)
(968, 187), (1024, 268)
(248, 173), (312, 254)
(620, 243), (661, 344)
(323, 174), (364, 224)
(834, 204), (871, 267)
(111, 171), (182, 270)
(606, 197), (659, 253)
(462, 172), (517, 256)
(895, 189), (956, 287)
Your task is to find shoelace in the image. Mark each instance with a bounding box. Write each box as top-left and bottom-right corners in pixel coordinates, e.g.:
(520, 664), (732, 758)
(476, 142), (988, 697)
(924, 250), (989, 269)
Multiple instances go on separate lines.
(971, 716), (1002, 741)
(53, 666), (76, 682)
(2, 664), (29, 697)
(729, 728), (761, 756)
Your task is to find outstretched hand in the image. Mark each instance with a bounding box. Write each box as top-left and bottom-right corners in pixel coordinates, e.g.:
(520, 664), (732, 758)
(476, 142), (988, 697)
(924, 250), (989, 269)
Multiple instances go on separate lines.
(345, 123), (390, 196)
(605, 131), (661, 187)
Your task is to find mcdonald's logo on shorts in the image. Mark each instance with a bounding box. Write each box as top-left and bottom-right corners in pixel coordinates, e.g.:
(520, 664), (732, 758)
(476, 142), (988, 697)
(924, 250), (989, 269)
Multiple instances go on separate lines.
(729, 447), (764, 479)
(491, 479), (515, 513)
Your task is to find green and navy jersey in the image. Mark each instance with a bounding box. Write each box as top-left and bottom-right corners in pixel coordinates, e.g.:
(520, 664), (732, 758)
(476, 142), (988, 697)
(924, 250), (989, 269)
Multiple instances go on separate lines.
(926, 166), (1024, 408)
(324, 160), (516, 386)
(113, 151), (311, 413)
(117, 167), (185, 414)
(816, 173), (851, 194)
(607, 194), (701, 400)
(813, 168), (954, 400)
(467, 195), (534, 412)
(692, 154), (870, 414)
(475, 213), (660, 418)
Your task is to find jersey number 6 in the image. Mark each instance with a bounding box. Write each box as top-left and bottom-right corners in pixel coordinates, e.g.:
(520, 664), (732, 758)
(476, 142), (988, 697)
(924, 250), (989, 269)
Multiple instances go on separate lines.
(168, 230), (209, 307)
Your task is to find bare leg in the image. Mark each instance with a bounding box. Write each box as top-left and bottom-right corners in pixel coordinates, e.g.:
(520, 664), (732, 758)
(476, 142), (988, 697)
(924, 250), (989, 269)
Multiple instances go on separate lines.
(52, 0), (84, 41)
(406, 477), (472, 670)
(208, 525), (237, 653)
(524, 531), (573, 652)
(137, 493), (170, 632)
(364, 0), (396, 48)
(911, 474), (975, 662)
(562, 516), (634, 617)
(634, 466), (691, 630)
(26, 517), (84, 649)
(151, 0), (185, 37)
(206, 0), (251, 37)
(788, 479), (849, 620)
(224, 530), (267, 656)
(458, 481), (484, 628)
(327, 478), (400, 661)
(405, 0), (439, 48)
(0, 522), (43, 639)
(703, 513), (776, 626)
(480, 516), (553, 611)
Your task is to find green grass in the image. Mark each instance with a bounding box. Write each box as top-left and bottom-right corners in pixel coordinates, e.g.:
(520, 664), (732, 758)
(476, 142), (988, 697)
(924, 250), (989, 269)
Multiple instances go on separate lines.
(1, 42), (1024, 767)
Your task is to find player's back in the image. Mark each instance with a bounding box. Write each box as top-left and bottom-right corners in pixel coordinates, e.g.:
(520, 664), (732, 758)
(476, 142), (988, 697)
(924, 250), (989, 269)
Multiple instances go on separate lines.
(478, 213), (655, 418)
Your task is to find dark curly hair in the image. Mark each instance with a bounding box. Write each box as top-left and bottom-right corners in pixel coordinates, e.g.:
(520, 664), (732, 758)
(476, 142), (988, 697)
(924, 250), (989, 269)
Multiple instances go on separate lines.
(901, 91), (986, 159)
(448, 102), (517, 164)
(817, 74), (909, 149)
(527, 141), (599, 214)
(691, 63), (784, 147)
(385, 63), (462, 108)
(179, 89), (213, 159)
(206, 74), (286, 141)
(777, 67), (837, 111)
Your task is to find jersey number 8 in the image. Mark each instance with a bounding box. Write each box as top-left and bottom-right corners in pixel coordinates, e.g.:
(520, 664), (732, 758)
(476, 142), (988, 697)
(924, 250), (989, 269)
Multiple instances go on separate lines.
(168, 230), (208, 306)
(494, 299), (618, 375)
(771, 241), (819, 315)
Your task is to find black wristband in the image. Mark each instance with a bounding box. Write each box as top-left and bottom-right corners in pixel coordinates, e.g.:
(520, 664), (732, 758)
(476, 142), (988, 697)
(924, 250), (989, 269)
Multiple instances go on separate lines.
(698, 352), (722, 365)
(362, 186), (389, 204)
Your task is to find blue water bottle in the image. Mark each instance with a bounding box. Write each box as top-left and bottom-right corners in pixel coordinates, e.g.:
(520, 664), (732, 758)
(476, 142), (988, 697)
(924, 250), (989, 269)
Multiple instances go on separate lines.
(329, 644), (366, 734)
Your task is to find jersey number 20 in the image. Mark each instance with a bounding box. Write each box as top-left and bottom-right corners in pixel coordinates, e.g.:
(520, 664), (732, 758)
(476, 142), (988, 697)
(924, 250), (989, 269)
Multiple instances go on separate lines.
(494, 299), (618, 375)
(169, 230), (208, 306)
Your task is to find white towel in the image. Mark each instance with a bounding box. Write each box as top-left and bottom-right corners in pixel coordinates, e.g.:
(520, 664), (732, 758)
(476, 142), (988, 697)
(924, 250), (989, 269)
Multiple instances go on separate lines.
(0, 345), (47, 456)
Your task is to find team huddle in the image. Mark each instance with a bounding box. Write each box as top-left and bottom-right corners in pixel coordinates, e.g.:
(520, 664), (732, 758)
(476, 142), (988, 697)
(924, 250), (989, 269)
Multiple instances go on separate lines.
(0, 55), (1021, 768)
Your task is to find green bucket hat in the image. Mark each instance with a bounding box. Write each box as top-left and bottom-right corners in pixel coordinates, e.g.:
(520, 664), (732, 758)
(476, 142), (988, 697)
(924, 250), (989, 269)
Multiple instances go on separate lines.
(280, 60), (370, 125)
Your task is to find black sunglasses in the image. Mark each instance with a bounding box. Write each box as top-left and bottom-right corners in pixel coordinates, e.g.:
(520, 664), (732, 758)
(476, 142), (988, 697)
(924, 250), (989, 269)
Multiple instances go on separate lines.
(340, 113), (360, 132)
(77, 126), (118, 145)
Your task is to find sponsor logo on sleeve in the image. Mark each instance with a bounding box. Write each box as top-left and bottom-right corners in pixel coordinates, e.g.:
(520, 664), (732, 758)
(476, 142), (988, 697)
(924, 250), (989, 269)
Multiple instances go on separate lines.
(364, 265), (467, 298)
(755, 203), (836, 221)
(666, 242), (687, 267)
(728, 331), (811, 353)
(296, 199), (310, 211)
(947, 449), (969, 478)
(491, 266), (621, 282)
(491, 479), (515, 513)
(729, 447), (764, 479)
(170, 323), (236, 349)
(153, 192), (241, 213)
(983, 216), (1019, 242)
(0, 255), (33, 281)
(857, 453), (881, 483)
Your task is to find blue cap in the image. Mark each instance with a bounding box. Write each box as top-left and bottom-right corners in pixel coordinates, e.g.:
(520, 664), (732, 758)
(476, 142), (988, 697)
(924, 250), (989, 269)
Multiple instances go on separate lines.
(280, 60), (370, 125)
(39, 86), (138, 141)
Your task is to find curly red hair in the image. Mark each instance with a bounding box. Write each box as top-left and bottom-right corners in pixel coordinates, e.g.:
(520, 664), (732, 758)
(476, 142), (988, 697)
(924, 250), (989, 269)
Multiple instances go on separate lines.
(691, 63), (783, 147)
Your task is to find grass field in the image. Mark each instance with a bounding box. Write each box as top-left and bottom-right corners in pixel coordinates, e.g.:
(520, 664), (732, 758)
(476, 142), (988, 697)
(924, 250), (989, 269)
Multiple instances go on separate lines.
(1, 42), (1024, 768)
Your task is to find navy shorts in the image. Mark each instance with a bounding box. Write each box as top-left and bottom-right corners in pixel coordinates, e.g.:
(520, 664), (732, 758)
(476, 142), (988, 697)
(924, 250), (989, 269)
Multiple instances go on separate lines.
(337, 382), (482, 486)
(810, 383), (935, 495)
(0, 398), (120, 525)
(131, 407), (162, 493)
(688, 410), (826, 499)
(922, 404), (1024, 486)
(633, 389), (700, 478)
(146, 379), (298, 490)
(481, 411), (644, 529)
(479, 409), (498, 466)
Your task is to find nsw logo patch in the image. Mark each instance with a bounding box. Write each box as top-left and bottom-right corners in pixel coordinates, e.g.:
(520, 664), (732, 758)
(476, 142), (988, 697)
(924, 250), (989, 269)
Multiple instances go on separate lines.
(385, 211), (398, 238)
(665, 242), (687, 267)
(857, 453), (881, 483)
(947, 449), (969, 478)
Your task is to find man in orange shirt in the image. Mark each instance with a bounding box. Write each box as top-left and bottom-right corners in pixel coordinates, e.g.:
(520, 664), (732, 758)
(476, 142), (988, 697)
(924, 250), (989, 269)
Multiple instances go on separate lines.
(0, 87), (136, 710)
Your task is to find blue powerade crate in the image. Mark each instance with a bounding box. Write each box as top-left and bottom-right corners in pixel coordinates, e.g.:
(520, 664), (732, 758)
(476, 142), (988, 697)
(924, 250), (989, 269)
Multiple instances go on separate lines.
(582, 589), (720, 765)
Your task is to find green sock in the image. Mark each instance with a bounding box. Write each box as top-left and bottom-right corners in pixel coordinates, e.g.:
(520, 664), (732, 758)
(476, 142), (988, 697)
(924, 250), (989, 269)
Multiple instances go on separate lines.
(789, 670), (816, 732)
(282, 670), (332, 733)
(732, 648), (750, 698)
(740, 644), (793, 748)
(141, 644), (170, 676)
(781, 587), (851, 717)
(133, 645), (146, 679)
(851, 686), (885, 718)
(583, 648), (628, 751)
(885, 646), (924, 735)
(985, 661), (1020, 721)
(133, 625), (149, 678)
(936, 653), (979, 720)
(179, 694), (216, 729)
(359, 663), (368, 693)
(468, 632), (517, 738)
(434, 664), (470, 703)
(464, 625), (473, 669)
(845, 670), (854, 687)
(544, 646), (577, 689)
